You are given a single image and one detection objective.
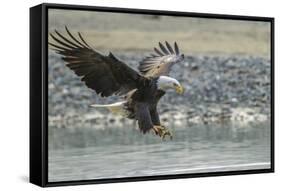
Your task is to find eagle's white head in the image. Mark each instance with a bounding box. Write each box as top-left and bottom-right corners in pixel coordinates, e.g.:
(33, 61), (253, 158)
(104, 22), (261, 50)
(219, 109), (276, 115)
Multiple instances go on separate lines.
(157, 76), (184, 94)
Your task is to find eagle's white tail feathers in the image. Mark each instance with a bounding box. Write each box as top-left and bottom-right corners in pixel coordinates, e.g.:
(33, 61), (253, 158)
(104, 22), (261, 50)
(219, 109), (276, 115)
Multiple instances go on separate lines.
(90, 101), (128, 116)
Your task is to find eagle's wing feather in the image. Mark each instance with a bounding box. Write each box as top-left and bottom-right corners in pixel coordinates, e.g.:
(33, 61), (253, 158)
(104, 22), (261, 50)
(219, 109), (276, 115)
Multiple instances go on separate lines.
(138, 41), (184, 77)
(49, 26), (143, 97)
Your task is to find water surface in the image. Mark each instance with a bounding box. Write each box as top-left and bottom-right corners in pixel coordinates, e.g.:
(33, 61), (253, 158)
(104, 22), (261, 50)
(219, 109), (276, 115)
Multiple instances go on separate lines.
(48, 121), (271, 182)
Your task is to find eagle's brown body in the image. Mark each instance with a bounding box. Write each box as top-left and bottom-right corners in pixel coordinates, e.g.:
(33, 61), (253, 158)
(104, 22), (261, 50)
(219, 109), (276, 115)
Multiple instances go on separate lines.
(124, 88), (166, 133)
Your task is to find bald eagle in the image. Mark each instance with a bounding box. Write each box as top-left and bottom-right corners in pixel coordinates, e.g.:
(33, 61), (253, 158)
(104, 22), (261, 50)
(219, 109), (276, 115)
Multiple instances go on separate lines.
(49, 27), (184, 140)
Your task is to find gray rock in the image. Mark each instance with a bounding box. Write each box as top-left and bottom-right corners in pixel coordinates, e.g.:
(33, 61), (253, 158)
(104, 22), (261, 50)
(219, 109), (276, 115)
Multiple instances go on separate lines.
(48, 51), (271, 128)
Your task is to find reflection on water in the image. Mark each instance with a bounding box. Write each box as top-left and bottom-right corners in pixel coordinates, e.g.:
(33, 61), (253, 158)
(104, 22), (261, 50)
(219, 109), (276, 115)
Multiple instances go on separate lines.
(48, 121), (271, 182)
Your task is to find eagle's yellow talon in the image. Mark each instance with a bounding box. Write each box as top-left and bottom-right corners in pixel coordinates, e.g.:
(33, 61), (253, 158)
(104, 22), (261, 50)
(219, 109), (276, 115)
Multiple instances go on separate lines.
(152, 125), (173, 140)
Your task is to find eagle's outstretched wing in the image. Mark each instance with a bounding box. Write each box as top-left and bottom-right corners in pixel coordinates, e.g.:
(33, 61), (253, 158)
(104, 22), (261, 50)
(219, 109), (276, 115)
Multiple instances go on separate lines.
(49, 26), (143, 97)
(138, 42), (184, 77)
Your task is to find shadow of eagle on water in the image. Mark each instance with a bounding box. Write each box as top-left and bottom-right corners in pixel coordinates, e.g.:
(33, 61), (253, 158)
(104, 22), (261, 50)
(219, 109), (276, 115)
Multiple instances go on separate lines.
(49, 26), (185, 140)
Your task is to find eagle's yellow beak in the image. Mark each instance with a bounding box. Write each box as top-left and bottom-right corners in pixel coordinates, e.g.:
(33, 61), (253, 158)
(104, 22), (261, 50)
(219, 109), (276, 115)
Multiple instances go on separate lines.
(175, 84), (184, 94)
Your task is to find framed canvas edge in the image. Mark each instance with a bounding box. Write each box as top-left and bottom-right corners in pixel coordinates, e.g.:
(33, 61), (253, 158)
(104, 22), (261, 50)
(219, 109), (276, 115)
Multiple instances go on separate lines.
(30, 4), (45, 187)
(41, 2), (274, 21)
(29, 3), (275, 187)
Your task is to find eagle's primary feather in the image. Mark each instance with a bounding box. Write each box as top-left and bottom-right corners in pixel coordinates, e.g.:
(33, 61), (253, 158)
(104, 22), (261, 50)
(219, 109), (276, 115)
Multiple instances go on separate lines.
(49, 26), (184, 137)
(138, 41), (184, 77)
(49, 27), (143, 97)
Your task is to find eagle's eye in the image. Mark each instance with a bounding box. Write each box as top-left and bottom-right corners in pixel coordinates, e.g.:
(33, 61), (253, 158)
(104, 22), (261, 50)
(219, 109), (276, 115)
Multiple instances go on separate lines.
(173, 83), (177, 87)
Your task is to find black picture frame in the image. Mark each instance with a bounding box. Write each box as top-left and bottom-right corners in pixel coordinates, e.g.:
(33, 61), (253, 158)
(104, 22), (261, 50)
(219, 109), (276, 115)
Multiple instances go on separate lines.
(30, 3), (275, 187)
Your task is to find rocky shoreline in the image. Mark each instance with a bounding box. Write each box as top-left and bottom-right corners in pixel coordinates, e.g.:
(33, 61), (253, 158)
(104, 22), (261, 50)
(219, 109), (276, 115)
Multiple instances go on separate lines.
(48, 51), (271, 129)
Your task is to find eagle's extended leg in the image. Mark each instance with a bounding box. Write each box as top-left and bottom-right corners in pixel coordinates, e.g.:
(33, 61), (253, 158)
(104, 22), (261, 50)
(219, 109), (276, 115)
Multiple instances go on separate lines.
(150, 106), (173, 140)
(152, 125), (173, 140)
(135, 103), (173, 140)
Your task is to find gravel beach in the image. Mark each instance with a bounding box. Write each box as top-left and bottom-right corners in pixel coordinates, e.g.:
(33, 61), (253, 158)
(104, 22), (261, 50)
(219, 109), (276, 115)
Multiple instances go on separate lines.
(48, 51), (271, 129)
